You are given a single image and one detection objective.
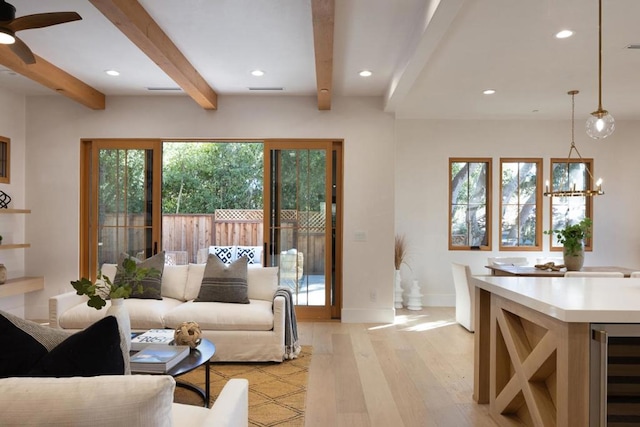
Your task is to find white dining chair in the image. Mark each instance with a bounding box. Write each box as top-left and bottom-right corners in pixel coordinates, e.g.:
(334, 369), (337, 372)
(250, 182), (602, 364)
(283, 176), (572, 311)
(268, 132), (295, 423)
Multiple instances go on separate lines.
(451, 262), (474, 332)
(564, 271), (624, 278)
(631, 272), (640, 278)
(487, 256), (528, 267)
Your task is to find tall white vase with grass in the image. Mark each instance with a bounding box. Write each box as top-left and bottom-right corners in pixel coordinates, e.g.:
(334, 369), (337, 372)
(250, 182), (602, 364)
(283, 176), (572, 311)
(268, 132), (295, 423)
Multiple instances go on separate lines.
(394, 270), (403, 308)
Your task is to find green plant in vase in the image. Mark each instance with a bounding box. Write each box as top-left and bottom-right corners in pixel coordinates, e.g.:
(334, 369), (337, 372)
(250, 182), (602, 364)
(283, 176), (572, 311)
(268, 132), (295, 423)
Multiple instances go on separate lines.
(545, 218), (592, 270)
(71, 257), (160, 310)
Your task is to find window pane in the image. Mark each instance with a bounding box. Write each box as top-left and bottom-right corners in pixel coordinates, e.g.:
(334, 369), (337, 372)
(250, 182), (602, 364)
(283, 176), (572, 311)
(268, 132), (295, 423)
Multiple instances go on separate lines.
(550, 159), (593, 250)
(499, 159), (541, 249)
(449, 158), (491, 250)
(451, 205), (468, 246)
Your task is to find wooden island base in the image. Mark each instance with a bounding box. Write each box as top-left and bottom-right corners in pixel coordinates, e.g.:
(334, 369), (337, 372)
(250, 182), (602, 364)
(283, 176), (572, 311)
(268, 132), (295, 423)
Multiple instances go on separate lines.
(474, 287), (590, 426)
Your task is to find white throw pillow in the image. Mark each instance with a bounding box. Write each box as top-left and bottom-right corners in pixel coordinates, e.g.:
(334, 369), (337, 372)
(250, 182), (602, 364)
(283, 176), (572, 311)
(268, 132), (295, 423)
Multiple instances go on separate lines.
(0, 375), (175, 427)
(161, 264), (189, 301)
(247, 266), (278, 301)
(184, 263), (206, 301)
(100, 263), (118, 283)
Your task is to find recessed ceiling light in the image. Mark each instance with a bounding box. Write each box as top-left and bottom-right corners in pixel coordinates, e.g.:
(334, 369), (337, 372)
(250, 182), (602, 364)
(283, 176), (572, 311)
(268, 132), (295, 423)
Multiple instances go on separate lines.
(359, 70), (372, 77)
(483, 89), (496, 95)
(555, 30), (574, 39)
(251, 70), (265, 77)
(105, 69), (120, 76)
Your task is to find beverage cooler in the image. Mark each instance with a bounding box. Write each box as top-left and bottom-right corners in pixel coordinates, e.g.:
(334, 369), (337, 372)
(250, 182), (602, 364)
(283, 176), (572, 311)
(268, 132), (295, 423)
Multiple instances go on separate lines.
(591, 324), (640, 426)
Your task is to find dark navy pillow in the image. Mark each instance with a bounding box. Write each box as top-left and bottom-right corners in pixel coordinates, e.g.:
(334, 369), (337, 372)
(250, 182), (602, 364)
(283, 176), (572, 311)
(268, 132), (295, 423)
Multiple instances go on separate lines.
(28, 316), (125, 377)
(0, 313), (48, 377)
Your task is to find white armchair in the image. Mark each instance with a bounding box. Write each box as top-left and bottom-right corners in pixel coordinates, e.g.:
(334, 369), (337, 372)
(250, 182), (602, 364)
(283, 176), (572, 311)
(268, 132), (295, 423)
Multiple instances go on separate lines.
(451, 262), (474, 332)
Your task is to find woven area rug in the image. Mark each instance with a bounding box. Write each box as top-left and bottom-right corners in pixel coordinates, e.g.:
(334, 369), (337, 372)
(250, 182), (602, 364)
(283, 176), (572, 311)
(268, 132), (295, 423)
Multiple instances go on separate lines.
(174, 346), (311, 427)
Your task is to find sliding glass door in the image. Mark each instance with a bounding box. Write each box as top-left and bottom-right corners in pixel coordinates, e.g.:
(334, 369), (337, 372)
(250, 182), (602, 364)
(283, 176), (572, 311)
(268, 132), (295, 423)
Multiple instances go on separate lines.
(80, 139), (162, 279)
(264, 140), (342, 320)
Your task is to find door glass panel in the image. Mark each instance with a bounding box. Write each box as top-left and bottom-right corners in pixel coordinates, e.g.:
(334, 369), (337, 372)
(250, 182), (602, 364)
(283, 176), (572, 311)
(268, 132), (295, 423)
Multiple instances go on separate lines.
(270, 149), (327, 306)
(97, 148), (153, 269)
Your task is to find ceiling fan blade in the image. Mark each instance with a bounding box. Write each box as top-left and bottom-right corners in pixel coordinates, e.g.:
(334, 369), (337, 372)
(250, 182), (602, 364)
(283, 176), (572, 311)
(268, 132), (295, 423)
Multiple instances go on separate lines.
(9, 36), (35, 64)
(8, 12), (81, 32)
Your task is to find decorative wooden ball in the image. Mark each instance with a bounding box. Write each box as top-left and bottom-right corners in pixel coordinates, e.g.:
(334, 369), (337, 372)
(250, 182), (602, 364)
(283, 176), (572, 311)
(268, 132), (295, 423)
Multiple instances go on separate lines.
(174, 321), (202, 349)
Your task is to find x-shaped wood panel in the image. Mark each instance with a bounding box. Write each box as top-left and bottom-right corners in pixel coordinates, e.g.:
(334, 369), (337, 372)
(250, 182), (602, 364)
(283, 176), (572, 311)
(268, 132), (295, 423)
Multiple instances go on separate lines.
(487, 295), (589, 426)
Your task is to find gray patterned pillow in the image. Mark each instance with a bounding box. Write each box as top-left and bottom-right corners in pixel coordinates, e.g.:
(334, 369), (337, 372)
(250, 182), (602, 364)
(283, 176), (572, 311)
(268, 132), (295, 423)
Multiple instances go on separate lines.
(195, 255), (249, 303)
(114, 251), (165, 300)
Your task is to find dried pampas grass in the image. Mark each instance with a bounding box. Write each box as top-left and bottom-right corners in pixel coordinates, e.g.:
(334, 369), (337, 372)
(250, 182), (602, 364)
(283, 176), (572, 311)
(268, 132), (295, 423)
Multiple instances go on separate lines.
(394, 235), (407, 270)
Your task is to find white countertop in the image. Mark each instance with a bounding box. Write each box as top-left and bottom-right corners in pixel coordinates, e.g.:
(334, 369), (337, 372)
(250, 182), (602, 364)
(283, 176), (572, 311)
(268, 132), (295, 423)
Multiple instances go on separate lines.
(473, 275), (640, 323)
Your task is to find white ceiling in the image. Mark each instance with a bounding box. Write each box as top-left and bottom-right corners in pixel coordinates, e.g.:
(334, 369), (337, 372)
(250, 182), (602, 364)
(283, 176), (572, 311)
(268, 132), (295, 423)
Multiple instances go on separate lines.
(1, 0), (639, 121)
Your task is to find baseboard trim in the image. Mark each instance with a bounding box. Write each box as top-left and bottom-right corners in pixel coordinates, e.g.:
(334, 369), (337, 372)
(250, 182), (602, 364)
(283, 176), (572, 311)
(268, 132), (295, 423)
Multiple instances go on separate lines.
(422, 293), (455, 307)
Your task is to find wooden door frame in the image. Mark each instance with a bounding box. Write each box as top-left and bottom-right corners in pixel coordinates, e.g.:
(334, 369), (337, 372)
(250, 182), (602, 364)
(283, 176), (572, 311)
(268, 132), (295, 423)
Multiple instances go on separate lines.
(79, 139), (162, 280)
(263, 139), (343, 320)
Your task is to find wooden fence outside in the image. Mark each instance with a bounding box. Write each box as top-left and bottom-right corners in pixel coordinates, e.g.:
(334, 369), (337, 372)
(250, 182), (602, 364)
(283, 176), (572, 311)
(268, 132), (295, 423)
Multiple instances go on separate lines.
(162, 210), (327, 274)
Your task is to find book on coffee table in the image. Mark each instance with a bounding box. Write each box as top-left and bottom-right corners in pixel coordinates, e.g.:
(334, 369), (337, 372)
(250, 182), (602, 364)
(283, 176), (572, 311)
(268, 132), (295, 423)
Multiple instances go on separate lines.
(130, 344), (190, 373)
(131, 329), (175, 351)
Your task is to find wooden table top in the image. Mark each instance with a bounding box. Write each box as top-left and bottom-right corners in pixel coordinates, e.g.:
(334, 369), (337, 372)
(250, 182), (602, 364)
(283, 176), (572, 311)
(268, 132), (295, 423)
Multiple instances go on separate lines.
(485, 265), (639, 278)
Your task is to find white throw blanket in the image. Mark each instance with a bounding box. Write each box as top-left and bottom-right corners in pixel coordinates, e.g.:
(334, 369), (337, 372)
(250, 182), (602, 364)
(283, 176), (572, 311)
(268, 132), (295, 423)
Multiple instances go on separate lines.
(274, 287), (301, 359)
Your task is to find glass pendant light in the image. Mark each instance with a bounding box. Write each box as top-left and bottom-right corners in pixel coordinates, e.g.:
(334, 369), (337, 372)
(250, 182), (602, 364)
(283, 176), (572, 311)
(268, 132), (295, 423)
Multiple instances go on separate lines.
(586, 0), (615, 139)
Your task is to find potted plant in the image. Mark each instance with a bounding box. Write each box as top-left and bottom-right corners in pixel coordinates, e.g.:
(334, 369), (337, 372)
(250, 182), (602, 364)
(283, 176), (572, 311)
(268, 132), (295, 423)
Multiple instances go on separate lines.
(545, 218), (592, 271)
(71, 257), (160, 310)
(71, 257), (161, 351)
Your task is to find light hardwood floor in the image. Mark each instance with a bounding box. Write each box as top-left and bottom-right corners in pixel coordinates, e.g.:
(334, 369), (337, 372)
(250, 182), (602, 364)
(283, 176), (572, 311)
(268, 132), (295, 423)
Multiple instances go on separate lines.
(298, 307), (499, 427)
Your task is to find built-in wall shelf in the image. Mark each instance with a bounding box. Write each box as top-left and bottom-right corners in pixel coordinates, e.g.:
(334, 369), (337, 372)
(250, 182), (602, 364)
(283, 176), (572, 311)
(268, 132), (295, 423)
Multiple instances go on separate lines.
(0, 209), (31, 214)
(0, 276), (44, 298)
(0, 209), (42, 299)
(0, 244), (30, 250)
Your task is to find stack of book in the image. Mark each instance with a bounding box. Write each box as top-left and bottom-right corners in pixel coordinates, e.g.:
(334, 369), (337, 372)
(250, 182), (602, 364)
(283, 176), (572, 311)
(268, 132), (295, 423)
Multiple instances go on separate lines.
(131, 329), (175, 351)
(130, 344), (190, 373)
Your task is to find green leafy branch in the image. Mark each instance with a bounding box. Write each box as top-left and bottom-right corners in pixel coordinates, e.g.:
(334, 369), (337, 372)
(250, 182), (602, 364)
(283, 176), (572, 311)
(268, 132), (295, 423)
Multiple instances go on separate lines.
(544, 218), (592, 257)
(71, 257), (160, 310)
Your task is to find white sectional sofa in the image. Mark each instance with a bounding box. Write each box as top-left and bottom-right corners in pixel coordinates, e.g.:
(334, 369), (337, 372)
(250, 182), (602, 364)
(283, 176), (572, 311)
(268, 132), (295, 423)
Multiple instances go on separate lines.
(0, 375), (248, 427)
(50, 263), (286, 362)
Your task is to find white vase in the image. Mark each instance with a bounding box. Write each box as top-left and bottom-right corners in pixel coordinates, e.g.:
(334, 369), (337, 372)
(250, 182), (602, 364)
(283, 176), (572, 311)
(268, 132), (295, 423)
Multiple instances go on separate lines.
(107, 298), (131, 352)
(406, 280), (423, 311)
(394, 270), (403, 308)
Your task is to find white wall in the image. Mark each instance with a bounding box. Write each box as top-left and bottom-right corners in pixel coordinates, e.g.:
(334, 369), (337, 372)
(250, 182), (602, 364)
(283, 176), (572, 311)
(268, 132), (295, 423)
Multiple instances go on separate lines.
(0, 90), (27, 317)
(395, 119), (640, 306)
(24, 95), (397, 322)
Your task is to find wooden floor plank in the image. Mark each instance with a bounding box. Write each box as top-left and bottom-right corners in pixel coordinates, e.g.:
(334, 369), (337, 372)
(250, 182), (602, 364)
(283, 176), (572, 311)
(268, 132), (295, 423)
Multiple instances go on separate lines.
(299, 307), (500, 427)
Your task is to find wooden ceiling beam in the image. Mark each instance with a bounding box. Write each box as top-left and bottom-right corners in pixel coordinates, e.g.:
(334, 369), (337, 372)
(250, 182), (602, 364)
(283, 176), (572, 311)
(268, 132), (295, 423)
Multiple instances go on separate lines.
(90, 0), (218, 110)
(0, 46), (105, 110)
(311, 0), (334, 111)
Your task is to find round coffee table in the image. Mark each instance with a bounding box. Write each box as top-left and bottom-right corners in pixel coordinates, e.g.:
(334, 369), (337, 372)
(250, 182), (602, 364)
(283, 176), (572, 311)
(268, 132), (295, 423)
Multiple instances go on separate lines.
(167, 339), (215, 407)
(132, 339), (215, 407)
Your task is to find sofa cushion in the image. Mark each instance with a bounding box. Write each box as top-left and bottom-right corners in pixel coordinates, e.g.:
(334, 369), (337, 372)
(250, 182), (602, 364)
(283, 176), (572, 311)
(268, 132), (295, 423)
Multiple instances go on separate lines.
(162, 264), (189, 301)
(195, 255), (249, 304)
(115, 252), (165, 300)
(28, 315), (124, 377)
(210, 245), (236, 264)
(0, 375), (175, 427)
(236, 245), (263, 264)
(247, 266), (278, 301)
(163, 299), (275, 331)
(58, 297), (183, 330)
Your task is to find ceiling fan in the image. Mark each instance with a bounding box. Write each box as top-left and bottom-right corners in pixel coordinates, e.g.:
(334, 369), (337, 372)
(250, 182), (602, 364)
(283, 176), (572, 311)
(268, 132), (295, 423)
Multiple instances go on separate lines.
(0, 0), (81, 64)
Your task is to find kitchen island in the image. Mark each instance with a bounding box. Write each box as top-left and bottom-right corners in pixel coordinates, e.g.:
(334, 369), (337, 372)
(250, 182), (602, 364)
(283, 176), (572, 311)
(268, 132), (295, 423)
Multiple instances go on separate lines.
(472, 275), (640, 426)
